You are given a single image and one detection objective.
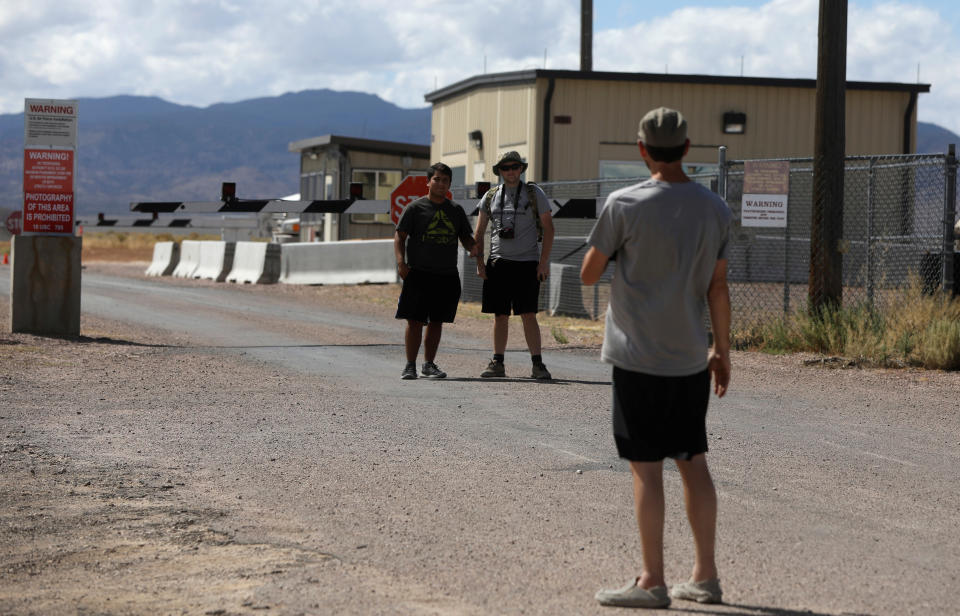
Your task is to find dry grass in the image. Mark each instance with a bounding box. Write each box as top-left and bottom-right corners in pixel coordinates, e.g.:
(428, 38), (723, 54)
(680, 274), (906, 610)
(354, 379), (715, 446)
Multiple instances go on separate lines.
(79, 232), (220, 262)
(751, 279), (960, 370)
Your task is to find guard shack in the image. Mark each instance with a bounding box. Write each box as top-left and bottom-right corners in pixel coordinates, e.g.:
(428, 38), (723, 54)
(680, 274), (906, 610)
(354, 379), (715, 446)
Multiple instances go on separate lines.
(288, 135), (430, 242)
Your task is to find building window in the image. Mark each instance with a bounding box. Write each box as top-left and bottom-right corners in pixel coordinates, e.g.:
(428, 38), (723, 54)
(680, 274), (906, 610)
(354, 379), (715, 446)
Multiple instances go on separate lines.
(599, 160), (651, 180)
(451, 165), (466, 189)
(350, 169), (402, 224)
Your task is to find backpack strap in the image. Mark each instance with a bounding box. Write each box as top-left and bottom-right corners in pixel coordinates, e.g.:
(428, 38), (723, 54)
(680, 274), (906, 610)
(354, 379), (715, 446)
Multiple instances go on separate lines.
(526, 182), (544, 243)
(484, 182), (544, 243)
(481, 184), (499, 218)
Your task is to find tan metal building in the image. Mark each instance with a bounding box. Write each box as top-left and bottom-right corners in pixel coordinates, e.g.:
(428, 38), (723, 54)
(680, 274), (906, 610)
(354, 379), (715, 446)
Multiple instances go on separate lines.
(425, 69), (930, 185)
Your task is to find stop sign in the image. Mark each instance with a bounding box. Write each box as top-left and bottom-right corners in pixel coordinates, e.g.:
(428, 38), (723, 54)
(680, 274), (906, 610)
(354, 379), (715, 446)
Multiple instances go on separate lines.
(389, 175), (453, 225)
(390, 176), (428, 226)
(5, 210), (21, 235)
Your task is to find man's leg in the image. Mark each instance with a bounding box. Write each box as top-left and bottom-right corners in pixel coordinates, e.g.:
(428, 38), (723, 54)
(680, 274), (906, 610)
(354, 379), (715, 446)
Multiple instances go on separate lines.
(675, 454), (719, 582)
(405, 320), (424, 363)
(630, 460), (667, 589)
(493, 314), (509, 355)
(519, 312), (542, 355)
(423, 322), (443, 363)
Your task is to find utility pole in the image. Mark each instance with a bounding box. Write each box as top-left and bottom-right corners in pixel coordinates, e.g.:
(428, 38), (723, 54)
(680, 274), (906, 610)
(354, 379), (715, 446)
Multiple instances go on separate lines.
(810, 0), (847, 311)
(581, 0), (592, 72)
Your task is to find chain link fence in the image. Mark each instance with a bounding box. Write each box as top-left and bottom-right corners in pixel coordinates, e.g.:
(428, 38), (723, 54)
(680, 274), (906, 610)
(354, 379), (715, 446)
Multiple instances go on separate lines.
(453, 148), (959, 333)
(723, 151), (958, 331)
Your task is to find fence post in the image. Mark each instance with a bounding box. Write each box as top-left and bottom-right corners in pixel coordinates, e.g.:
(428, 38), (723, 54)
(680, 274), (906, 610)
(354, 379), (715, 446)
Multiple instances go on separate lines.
(944, 144), (957, 296)
(783, 164), (791, 315)
(866, 157), (875, 307)
(717, 146), (727, 200)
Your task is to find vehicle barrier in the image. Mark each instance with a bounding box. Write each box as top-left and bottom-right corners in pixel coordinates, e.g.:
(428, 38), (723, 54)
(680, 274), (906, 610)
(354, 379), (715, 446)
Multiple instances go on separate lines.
(145, 241), (180, 276)
(226, 241), (282, 284)
(192, 241), (236, 282)
(279, 239), (398, 285)
(171, 240), (203, 278)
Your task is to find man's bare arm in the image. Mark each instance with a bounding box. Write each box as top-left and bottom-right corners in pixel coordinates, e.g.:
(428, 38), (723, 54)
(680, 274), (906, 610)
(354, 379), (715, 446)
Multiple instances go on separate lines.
(706, 258), (731, 397)
(580, 246), (610, 285)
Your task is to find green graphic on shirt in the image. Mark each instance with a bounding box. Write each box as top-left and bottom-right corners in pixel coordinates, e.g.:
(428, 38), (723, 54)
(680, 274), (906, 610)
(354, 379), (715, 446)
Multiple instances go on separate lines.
(422, 209), (457, 245)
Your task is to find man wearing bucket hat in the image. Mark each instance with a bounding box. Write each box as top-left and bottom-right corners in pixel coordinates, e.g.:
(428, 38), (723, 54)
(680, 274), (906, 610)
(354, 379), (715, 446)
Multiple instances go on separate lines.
(582, 107), (732, 608)
(472, 151), (555, 379)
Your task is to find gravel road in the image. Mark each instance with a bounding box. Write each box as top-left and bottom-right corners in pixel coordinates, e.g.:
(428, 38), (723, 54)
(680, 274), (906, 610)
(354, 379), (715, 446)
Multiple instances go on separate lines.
(1, 263), (958, 615)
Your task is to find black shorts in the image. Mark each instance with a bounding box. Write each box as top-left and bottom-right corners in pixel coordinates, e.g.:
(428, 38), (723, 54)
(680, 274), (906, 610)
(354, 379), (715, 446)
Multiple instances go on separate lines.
(481, 258), (540, 315)
(611, 366), (710, 462)
(395, 269), (461, 323)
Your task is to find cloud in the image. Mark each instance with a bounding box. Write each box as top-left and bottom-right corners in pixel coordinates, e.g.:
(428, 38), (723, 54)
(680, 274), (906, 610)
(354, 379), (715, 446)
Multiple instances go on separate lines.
(0, 0), (956, 136)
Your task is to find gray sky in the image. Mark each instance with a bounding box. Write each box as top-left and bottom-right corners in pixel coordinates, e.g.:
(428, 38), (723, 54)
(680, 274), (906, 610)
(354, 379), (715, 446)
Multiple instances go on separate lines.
(2, 0), (957, 136)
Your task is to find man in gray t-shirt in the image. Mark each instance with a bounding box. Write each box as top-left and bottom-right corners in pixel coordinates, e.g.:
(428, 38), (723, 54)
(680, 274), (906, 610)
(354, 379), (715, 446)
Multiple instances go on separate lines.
(583, 107), (732, 609)
(472, 151), (555, 380)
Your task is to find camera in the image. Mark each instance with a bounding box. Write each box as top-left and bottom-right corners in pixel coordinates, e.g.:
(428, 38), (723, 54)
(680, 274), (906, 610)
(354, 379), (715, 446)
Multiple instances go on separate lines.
(499, 227), (515, 239)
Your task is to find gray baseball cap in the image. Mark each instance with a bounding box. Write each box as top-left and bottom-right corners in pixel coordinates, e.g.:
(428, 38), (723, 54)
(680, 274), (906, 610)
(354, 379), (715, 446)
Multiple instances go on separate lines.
(638, 107), (687, 148)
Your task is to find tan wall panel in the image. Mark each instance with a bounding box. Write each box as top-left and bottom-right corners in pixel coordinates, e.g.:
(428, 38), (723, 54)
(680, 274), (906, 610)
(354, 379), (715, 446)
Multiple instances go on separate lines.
(499, 87), (531, 147)
(846, 90), (909, 155)
(348, 151), (427, 172)
(441, 96), (468, 156)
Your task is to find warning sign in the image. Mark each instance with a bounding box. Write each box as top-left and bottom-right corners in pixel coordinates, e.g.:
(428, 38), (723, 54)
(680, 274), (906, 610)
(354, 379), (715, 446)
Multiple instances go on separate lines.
(24, 99), (78, 147)
(22, 98), (77, 236)
(742, 160), (789, 228)
(23, 148), (74, 234)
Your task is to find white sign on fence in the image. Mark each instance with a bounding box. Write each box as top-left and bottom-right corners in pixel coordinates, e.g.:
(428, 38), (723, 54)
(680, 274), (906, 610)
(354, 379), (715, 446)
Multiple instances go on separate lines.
(741, 160), (789, 228)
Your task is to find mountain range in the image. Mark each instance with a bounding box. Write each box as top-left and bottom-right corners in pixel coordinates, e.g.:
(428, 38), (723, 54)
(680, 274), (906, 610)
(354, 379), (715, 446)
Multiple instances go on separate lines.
(0, 90), (431, 215)
(1, 90), (958, 216)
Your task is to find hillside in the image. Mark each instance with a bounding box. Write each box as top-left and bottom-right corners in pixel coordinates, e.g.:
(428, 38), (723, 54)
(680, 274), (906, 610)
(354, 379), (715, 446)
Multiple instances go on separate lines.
(0, 90), (430, 215)
(917, 121), (960, 154)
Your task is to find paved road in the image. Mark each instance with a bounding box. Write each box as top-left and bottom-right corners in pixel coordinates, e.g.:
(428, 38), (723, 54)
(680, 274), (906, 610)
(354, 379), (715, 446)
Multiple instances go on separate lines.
(2, 266), (958, 615)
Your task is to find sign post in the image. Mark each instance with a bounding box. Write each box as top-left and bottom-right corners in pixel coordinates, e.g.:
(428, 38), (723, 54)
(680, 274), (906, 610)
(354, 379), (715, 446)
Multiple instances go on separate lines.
(10, 98), (81, 335)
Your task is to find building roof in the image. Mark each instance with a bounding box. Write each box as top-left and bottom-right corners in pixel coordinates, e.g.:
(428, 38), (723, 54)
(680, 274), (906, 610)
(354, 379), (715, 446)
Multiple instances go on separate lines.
(424, 69), (931, 104)
(288, 134), (430, 157)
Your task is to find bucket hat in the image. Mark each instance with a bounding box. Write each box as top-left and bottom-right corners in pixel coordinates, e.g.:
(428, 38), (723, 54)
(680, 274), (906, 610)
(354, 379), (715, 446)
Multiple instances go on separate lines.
(493, 151), (528, 176)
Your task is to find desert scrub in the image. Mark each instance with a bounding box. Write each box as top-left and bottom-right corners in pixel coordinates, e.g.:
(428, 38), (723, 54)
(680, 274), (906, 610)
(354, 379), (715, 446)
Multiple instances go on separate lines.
(750, 281), (960, 370)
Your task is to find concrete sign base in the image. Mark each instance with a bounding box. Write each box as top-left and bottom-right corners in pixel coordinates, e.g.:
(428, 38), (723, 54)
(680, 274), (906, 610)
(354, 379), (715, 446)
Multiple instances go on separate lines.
(10, 235), (82, 336)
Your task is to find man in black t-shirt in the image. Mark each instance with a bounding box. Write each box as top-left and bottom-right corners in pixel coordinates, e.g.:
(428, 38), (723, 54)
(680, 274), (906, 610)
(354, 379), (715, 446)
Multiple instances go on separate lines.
(394, 162), (477, 380)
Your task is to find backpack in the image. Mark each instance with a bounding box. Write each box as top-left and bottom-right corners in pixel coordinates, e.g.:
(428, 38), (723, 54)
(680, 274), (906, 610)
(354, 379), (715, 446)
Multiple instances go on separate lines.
(481, 182), (543, 242)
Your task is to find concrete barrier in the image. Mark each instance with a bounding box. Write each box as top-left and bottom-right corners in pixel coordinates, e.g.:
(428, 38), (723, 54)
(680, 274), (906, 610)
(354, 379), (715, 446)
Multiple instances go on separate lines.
(548, 262), (613, 319)
(145, 241), (180, 276)
(226, 241), (281, 284)
(193, 241), (236, 282)
(457, 247), (482, 302)
(279, 239), (399, 285)
(172, 240), (203, 278)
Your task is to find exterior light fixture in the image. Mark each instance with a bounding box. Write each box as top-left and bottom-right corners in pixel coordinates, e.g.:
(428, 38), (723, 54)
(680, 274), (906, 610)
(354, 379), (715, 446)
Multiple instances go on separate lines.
(469, 129), (483, 150)
(722, 111), (746, 134)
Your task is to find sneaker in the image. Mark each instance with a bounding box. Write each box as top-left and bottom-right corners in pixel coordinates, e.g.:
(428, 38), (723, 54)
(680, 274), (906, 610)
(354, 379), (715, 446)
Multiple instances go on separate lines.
(421, 361), (447, 378)
(531, 362), (552, 380)
(401, 362), (417, 380)
(480, 359), (505, 378)
(595, 580), (670, 608)
(670, 578), (722, 604)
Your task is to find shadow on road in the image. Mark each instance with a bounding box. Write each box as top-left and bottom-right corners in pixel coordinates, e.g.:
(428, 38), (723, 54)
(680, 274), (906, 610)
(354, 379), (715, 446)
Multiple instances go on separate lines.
(678, 603), (873, 616)
(445, 376), (610, 385)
